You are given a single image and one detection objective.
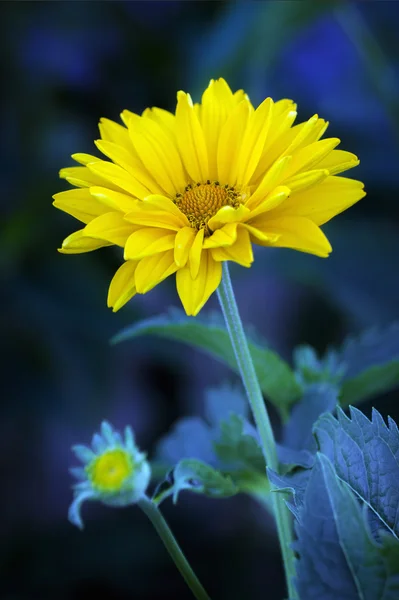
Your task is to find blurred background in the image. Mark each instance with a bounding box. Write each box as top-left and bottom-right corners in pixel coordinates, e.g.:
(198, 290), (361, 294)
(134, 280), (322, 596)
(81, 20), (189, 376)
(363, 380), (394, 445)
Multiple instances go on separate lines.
(2, 1), (399, 598)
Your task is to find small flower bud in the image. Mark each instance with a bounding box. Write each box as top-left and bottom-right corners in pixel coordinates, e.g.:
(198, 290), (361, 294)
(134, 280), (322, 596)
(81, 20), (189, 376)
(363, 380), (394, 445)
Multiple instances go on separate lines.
(68, 421), (151, 529)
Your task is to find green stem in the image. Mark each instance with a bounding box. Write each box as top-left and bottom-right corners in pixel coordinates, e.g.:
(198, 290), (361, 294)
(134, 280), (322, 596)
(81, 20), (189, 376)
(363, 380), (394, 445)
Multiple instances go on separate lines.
(217, 262), (298, 600)
(138, 496), (211, 600)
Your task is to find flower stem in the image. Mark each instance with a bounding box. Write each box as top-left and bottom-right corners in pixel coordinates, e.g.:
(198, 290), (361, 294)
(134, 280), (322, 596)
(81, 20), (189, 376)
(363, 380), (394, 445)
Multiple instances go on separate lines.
(138, 496), (211, 600)
(217, 262), (298, 600)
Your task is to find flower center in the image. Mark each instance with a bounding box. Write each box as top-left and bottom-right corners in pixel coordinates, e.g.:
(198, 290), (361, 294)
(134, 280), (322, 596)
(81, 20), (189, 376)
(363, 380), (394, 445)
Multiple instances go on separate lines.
(87, 449), (133, 492)
(174, 181), (241, 234)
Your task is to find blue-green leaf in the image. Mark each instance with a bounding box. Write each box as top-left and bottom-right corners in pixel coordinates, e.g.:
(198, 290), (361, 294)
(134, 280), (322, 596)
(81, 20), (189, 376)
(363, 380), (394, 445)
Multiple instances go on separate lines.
(329, 323), (399, 407)
(112, 309), (302, 417)
(156, 383), (265, 476)
(156, 417), (216, 467)
(314, 407), (399, 539)
(277, 382), (339, 471)
(282, 383), (339, 454)
(204, 382), (248, 425)
(153, 459), (239, 505)
(294, 454), (399, 600)
(293, 345), (345, 388)
(213, 413), (264, 474)
(155, 383), (268, 501)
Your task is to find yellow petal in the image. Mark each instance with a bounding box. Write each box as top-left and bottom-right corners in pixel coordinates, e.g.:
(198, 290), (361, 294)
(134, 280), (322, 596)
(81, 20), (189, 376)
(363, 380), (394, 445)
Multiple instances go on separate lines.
(269, 175), (365, 225)
(211, 227), (254, 267)
(59, 166), (104, 188)
(127, 113), (186, 195)
(246, 156), (291, 209)
(94, 138), (139, 172)
(251, 215), (332, 257)
(120, 110), (136, 128)
(141, 107), (176, 135)
(71, 153), (99, 165)
(244, 186), (290, 220)
(59, 229), (111, 254)
(203, 222), (239, 249)
(124, 228), (176, 260)
(125, 208), (185, 231)
(94, 139), (164, 195)
(141, 195), (189, 225)
(232, 89), (247, 104)
(273, 99), (296, 119)
(189, 228), (204, 279)
(87, 161), (151, 199)
(89, 186), (138, 213)
(217, 98), (252, 185)
(251, 102), (297, 182)
(98, 117), (132, 149)
(83, 212), (135, 246)
(53, 188), (109, 224)
(207, 204), (250, 231)
(283, 138), (340, 179)
(236, 97), (274, 187)
(243, 223), (280, 244)
(316, 149), (360, 176)
(175, 91), (209, 182)
(304, 118), (329, 145)
(200, 78), (235, 180)
(284, 169), (329, 193)
(176, 251), (222, 316)
(174, 226), (196, 267)
(260, 114), (321, 175)
(135, 250), (178, 293)
(107, 260), (139, 312)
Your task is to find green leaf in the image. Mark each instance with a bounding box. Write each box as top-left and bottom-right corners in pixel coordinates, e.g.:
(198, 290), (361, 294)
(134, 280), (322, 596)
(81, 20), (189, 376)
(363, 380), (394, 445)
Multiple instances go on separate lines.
(154, 383), (270, 504)
(331, 323), (399, 407)
(213, 413), (265, 474)
(112, 309), (302, 417)
(153, 458), (239, 505)
(293, 345), (345, 387)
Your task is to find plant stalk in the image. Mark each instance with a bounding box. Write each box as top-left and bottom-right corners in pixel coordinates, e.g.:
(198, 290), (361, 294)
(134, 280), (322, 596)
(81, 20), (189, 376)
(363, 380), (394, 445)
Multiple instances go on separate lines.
(217, 262), (298, 600)
(138, 496), (211, 600)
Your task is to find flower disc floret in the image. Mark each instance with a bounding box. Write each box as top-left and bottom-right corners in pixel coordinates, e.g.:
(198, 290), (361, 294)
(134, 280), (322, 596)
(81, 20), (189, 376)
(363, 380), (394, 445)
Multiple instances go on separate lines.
(54, 77), (365, 316)
(68, 421), (151, 529)
(86, 448), (134, 493)
(174, 181), (242, 234)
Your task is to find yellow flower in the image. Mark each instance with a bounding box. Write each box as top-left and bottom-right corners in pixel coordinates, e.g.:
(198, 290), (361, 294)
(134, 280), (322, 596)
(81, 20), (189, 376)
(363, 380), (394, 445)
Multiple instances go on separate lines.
(54, 78), (365, 316)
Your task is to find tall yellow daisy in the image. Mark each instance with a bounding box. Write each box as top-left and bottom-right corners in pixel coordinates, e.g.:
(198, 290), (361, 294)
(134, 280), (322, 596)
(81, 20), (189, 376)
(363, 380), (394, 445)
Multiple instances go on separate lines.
(53, 78), (365, 315)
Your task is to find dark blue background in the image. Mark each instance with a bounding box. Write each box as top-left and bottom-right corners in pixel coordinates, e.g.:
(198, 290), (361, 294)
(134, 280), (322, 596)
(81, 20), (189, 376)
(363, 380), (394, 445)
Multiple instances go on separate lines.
(2, 1), (399, 598)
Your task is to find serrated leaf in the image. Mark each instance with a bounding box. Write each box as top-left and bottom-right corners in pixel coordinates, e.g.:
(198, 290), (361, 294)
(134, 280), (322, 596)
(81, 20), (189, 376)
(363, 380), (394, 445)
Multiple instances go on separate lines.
(153, 459), (239, 504)
(111, 308), (302, 417)
(314, 407), (399, 539)
(294, 454), (399, 600)
(329, 323), (399, 407)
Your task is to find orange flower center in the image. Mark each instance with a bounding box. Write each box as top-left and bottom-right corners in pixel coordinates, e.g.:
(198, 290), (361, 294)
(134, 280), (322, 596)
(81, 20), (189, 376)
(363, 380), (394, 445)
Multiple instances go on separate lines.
(174, 181), (241, 234)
